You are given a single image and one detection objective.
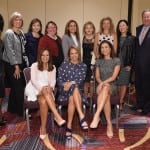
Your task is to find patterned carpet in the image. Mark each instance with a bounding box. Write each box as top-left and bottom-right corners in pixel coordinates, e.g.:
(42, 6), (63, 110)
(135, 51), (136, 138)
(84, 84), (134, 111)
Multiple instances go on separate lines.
(0, 104), (150, 150)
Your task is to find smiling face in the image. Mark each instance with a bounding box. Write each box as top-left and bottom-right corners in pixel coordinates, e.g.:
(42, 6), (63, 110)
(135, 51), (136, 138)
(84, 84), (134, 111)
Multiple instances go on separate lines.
(47, 23), (57, 36)
(68, 21), (77, 34)
(100, 42), (111, 57)
(119, 21), (128, 35)
(142, 11), (150, 26)
(84, 24), (94, 36)
(32, 21), (41, 33)
(41, 50), (50, 64)
(102, 19), (111, 31)
(13, 17), (23, 29)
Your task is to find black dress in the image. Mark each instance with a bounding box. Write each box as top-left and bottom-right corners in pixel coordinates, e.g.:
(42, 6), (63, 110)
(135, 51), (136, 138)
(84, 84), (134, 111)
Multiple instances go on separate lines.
(82, 37), (94, 82)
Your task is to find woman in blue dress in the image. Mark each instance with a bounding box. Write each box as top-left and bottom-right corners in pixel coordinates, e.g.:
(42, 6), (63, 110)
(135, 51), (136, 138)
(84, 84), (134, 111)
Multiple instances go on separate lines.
(57, 46), (88, 139)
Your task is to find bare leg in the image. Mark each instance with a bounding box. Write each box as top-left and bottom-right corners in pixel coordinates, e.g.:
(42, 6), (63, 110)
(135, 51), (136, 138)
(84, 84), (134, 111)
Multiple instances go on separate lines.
(43, 93), (65, 125)
(90, 85), (111, 128)
(119, 85), (127, 110)
(67, 96), (75, 129)
(89, 82), (94, 98)
(103, 96), (113, 138)
(38, 96), (48, 135)
(84, 82), (89, 98)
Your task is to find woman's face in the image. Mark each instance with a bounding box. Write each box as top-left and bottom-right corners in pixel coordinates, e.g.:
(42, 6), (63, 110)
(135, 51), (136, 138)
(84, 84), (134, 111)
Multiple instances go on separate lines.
(69, 48), (79, 62)
(119, 21), (128, 35)
(101, 42), (111, 57)
(84, 24), (93, 35)
(41, 50), (50, 63)
(47, 23), (57, 36)
(68, 22), (77, 34)
(13, 17), (23, 28)
(102, 19), (110, 30)
(32, 22), (41, 33)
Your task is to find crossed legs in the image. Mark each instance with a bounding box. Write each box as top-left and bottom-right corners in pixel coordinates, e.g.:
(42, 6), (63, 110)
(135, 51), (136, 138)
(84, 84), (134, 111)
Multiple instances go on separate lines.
(90, 84), (113, 138)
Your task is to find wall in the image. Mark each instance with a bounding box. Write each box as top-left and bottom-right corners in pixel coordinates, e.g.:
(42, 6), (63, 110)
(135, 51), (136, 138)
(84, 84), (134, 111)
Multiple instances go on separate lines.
(0, 0), (128, 38)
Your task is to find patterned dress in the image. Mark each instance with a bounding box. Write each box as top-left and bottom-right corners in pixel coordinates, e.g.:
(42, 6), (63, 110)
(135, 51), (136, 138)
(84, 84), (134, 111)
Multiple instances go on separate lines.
(98, 34), (114, 45)
(95, 57), (121, 95)
(57, 60), (87, 101)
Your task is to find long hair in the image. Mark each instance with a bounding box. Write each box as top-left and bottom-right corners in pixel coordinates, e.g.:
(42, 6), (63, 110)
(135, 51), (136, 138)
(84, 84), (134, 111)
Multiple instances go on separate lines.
(9, 12), (23, 28)
(67, 45), (81, 62)
(64, 20), (80, 41)
(37, 48), (54, 71)
(45, 21), (57, 35)
(28, 18), (42, 34)
(100, 17), (115, 35)
(99, 40), (115, 59)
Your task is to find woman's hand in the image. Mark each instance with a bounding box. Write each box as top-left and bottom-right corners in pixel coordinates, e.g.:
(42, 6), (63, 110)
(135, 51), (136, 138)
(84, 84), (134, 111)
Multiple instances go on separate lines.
(125, 66), (131, 71)
(63, 82), (73, 91)
(13, 65), (21, 79)
(96, 82), (104, 94)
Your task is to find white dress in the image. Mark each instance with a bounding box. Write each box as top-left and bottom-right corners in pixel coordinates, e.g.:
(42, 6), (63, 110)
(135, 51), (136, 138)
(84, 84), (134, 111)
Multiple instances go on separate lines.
(25, 62), (56, 101)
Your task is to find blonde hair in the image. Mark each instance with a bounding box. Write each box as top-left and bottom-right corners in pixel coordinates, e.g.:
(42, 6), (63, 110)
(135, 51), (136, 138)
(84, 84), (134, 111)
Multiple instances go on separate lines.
(83, 21), (95, 36)
(67, 45), (81, 62)
(9, 12), (23, 28)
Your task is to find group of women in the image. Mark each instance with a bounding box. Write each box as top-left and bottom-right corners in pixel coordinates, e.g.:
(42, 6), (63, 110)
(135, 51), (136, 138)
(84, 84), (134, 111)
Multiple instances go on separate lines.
(0, 11), (135, 149)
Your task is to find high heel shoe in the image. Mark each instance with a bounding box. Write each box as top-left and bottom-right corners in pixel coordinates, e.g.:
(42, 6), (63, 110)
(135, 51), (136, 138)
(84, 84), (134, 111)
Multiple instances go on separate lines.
(106, 125), (113, 139)
(90, 119), (100, 129)
(54, 118), (66, 126)
(40, 129), (56, 150)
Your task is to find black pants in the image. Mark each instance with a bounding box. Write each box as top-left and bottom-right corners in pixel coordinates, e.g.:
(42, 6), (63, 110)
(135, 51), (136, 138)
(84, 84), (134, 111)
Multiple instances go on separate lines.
(0, 61), (5, 98)
(4, 62), (25, 116)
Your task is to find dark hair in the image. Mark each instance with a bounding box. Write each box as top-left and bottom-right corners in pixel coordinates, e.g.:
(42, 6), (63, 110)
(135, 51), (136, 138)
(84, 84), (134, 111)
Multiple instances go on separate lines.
(64, 19), (80, 41)
(28, 18), (42, 34)
(0, 14), (4, 32)
(67, 45), (81, 62)
(37, 48), (54, 71)
(99, 40), (115, 59)
(45, 21), (57, 35)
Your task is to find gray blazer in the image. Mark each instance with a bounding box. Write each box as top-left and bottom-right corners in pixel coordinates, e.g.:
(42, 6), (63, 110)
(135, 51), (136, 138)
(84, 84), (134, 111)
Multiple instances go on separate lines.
(3, 29), (23, 65)
(62, 34), (80, 59)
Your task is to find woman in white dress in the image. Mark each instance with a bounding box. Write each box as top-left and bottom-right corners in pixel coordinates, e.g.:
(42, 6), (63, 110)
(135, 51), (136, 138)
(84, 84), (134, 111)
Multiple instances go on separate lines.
(25, 48), (65, 150)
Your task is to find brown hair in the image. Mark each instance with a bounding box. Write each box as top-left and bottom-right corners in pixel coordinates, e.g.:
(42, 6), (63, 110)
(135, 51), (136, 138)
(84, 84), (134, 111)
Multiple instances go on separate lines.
(37, 48), (54, 71)
(67, 45), (81, 62)
(64, 20), (80, 41)
(99, 17), (115, 35)
(45, 21), (57, 35)
(28, 18), (42, 34)
(9, 12), (23, 28)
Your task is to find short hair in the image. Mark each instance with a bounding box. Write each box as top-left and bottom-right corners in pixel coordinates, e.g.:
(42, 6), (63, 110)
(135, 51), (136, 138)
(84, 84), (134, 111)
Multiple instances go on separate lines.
(9, 12), (23, 28)
(98, 40), (115, 59)
(28, 18), (42, 34)
(142, 9), (150, 17)
(83, 21), (95, 36)
(37, 48), (54, 71)
(99, 17), (115, 35)
(0, 14), (4, 32)
(67, 45), (81, 62)
(45, 21), (57, 35)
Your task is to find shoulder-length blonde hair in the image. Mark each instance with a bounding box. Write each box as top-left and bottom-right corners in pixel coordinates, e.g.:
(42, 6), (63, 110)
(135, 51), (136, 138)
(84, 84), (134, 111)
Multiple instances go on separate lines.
(9, 12), (23, 28)
(64, 20), (80, 41)
(37, 48), (54, 71)
(83, 21), (95, 36)
(67, 45), (81, 62)
(99, 17), (115, 35)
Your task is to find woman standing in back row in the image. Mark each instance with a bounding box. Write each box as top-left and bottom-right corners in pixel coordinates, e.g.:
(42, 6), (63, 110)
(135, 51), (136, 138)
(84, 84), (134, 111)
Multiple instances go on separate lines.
(94, 17), (117, 59)
(116, 19), (135, 110)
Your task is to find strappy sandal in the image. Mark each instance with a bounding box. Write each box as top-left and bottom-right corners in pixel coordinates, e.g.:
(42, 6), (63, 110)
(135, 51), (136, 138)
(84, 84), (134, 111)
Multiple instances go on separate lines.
(80, 117), (88, 130)
(65, 127), (72, 140)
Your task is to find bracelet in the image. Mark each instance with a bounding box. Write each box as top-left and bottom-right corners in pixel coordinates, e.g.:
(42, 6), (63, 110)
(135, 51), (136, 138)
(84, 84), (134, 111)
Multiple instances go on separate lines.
(71, 81), (76, 84)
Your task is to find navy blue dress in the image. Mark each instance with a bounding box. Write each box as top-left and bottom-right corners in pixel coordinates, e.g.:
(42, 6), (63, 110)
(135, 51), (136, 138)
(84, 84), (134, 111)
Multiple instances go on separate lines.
(57, 60), (87, 102)
(25, 32), (43, 66)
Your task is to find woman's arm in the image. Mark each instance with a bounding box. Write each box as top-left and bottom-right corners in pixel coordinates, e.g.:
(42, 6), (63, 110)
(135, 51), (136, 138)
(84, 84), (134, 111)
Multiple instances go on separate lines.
(93, 33), (99, 59)
(113, 33), (118, 55)
(49, 66), (56, 90)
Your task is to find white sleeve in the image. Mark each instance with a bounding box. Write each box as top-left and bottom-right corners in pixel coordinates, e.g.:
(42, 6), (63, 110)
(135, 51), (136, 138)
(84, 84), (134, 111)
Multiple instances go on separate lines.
(48, 66), (56, 90)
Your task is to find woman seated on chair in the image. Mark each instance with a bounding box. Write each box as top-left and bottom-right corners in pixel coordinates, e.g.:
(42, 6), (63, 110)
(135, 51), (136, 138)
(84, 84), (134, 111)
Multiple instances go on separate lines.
(25, 48), (65, 150)
(57, 45), (88, 139)
(90, 40), (120, 138)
